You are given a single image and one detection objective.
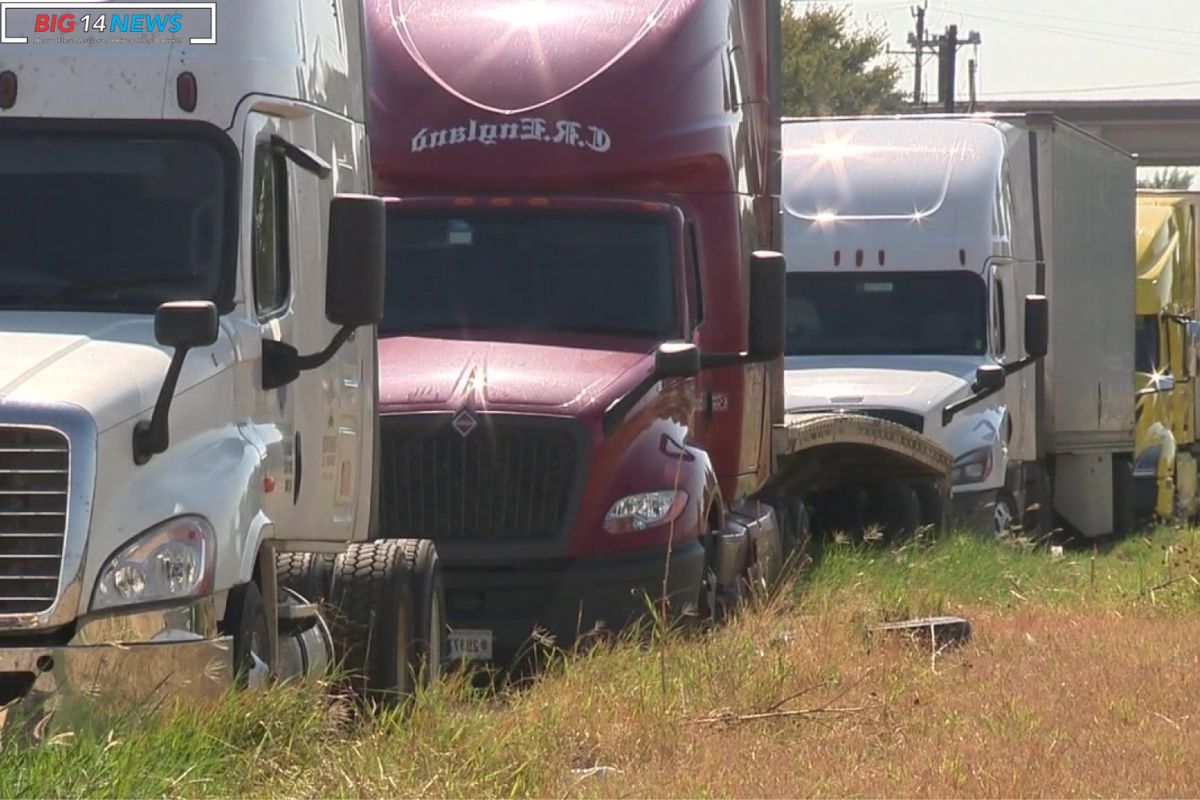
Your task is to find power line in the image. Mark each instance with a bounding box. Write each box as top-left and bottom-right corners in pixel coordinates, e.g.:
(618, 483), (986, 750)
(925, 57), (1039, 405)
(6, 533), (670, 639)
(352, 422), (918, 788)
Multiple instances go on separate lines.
(950, 2), (1200, 38)
(949, 8), (1200, 58)
(980, 79), (1200, 97)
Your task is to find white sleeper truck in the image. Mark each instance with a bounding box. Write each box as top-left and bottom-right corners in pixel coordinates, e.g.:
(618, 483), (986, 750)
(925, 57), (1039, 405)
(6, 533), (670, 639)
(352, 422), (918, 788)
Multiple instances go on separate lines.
(781, 113), (1136, 539)
(0, 1), (443, 730)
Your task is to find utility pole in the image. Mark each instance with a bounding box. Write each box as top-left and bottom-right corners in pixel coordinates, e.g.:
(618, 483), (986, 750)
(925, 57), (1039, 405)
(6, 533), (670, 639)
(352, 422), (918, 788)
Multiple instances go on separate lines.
(908, 2), (927, 105)
(936, 24), (981, 113)
(968, 58), (977, 111)
(889, 2), (934, 107)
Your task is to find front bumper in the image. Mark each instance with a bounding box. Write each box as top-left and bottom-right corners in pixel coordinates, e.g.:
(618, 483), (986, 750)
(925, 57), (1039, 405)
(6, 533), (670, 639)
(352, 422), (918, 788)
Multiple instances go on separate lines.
(443, 541), (706, 664)
(0, 600), (233, 740)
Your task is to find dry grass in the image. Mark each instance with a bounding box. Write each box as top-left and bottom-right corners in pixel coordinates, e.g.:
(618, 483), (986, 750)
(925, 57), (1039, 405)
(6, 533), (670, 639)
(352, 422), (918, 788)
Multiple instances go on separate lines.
(4, 528), (1200, 798)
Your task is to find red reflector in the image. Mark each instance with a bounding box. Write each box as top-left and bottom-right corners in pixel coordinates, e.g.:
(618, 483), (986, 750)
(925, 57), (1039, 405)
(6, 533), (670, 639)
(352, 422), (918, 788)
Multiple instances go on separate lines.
(833, 250), (841, 266)
(490, 197), (514, 207)
(855, 249), (864, 267)
(453, 197), (476, 206)
(0, 71), (16, 110)
(878, 250), (885, 266)
(528, 197), (550, 206)
(176, 71), (197, 112)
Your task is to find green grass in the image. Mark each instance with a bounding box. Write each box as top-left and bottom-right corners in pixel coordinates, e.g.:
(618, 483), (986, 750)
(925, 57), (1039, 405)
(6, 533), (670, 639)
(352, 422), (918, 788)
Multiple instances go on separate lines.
(3, 526), (1200, 798)
(806, 526), (1200, 618)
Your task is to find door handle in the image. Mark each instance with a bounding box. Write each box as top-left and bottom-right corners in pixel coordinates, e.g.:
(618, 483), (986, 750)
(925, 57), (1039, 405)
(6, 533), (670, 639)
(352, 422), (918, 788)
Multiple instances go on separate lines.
(293, 431), (302, 504)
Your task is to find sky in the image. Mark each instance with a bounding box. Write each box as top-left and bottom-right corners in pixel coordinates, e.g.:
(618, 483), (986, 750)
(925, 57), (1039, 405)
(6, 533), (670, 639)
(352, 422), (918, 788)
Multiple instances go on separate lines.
(838, 0), (1200, 101)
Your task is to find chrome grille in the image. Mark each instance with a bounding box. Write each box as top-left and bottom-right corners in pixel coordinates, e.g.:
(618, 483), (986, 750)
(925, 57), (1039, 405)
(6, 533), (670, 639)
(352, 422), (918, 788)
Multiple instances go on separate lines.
(0, 427), (68, 614)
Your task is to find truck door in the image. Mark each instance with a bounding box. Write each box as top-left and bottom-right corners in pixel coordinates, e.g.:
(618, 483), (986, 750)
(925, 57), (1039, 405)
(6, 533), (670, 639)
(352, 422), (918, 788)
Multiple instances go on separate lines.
(243, 111), (302, 536)
(283, 117), (369, 545)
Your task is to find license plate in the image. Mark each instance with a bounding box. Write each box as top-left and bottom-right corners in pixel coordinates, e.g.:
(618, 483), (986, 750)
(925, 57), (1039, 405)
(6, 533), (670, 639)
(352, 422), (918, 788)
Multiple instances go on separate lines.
(448, 629), (493, 661)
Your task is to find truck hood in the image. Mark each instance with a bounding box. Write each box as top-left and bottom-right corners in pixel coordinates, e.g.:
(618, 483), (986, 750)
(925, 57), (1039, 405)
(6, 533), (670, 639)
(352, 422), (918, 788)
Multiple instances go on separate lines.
(783, 354), (985, 414)
(0, 312), (230, 433)
(378, 335), (652, 415)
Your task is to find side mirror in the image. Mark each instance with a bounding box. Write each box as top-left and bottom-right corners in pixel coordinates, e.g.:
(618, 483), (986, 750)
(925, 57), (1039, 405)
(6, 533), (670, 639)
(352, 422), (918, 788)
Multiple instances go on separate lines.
(1024, 294), (1049, 359)
(325, 194), (386, 328)
(135, 301), (219, 465)
(154, 300), (218, 348)
(655, 341), (701, 380)
(748, 250), (786, 361)
(973, 364), (1006, 393)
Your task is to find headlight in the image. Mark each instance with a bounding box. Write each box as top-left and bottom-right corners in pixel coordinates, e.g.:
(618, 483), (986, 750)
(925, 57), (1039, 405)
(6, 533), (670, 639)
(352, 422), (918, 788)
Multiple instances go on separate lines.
(952, 446), (993, 486)
(603, 490), (688, 534)
(91, 516), (215, 612)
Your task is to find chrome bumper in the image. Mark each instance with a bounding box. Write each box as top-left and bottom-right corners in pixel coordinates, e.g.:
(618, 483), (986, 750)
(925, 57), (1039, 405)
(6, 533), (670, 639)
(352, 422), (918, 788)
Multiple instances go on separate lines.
(0, 600), (234, 740)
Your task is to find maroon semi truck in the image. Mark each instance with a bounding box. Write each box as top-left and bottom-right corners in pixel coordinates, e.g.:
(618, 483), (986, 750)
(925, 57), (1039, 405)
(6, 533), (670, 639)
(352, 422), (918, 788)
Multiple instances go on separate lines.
(362, 0), (929, 663)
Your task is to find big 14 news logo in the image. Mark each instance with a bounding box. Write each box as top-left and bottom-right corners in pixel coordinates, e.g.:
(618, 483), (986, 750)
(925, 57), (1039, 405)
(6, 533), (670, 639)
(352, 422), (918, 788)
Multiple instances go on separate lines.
(33, 10), (183, 33)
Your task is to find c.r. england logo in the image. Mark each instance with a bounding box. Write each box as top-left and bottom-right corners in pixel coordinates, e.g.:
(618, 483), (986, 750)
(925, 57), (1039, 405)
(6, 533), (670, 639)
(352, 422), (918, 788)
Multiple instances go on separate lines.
(411, 117), (611, 154)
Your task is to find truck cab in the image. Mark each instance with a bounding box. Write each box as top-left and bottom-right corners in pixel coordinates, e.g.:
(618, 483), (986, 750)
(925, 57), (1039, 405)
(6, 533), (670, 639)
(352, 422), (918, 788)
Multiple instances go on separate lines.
(781, 118), (1023, 533)
(0, 2), (439, 727)
(365, 0), (789, 664)
(1132, 191), (1200, 521)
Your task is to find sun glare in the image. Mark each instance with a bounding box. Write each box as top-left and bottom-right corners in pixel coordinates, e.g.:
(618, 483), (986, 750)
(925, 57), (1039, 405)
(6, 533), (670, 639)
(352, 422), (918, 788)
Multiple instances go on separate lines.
(480, 0), (577, 31)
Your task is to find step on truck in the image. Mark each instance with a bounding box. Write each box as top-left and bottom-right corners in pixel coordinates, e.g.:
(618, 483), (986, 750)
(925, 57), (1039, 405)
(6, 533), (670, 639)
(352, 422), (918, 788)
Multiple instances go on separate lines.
(363, 0), (954, 665)
(780, 113), (1137, 540)
(0, 1), (443, 732)
(1132, 190), (1200, 523)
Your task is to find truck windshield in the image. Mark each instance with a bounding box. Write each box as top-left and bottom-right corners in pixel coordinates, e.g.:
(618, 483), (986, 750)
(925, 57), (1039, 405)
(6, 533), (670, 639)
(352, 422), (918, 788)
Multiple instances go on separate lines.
(1135, 315), (1160, 374)
(0, 132), (232, 313)
(382, 210), (678, 339)
(786, 272), (988, 356)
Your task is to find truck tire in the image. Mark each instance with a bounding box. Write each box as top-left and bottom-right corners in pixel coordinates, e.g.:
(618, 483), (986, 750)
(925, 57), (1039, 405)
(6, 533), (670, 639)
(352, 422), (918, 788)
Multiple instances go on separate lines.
(224, 580), (273, 689)
(914, 483), (946, 532)
(327, 540), (421, 705)
(873, 484), (920, 543)
(276, 552), (334, 606)
(396, 539), (447, 687)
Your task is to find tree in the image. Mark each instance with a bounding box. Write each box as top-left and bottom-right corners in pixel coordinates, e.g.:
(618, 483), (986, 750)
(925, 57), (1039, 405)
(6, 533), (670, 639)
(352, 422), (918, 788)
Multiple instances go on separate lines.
(780, 2), (904, 117)
(1137, 168), (1196, 190)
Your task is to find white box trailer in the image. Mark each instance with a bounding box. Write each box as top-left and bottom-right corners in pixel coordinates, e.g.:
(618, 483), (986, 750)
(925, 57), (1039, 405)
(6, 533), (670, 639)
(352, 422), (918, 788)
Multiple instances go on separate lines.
(780, 112), (1135, 538)
(1014, 113), (1137, 536)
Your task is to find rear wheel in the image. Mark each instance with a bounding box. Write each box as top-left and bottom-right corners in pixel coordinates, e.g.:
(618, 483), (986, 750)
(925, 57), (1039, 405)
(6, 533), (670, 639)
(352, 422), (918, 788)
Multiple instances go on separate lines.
(327, 540), (424, 706)
(276, 551), (334, 606)
(397, 539), (447, 686)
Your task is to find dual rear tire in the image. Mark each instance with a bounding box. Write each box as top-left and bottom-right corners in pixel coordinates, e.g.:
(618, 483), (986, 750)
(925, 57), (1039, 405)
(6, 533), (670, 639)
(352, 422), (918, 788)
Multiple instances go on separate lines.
(276, 539), (446, 706)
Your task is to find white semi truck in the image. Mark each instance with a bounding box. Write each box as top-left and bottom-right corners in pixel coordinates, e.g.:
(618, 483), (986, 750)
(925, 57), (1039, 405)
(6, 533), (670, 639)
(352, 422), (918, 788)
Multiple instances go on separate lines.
(0, 1), (442, 728)
(781, 113), (1136, 539)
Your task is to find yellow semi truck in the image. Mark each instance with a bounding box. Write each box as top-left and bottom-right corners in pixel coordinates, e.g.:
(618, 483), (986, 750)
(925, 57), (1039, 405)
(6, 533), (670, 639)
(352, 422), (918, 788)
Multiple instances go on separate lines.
(1133, 191), (1200, 523)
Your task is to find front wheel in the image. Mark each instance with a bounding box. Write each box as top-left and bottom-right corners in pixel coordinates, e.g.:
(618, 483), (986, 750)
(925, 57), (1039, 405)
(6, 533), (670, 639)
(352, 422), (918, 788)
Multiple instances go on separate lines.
(224, 580), (273, 689)
(992, 491), (1019, 536)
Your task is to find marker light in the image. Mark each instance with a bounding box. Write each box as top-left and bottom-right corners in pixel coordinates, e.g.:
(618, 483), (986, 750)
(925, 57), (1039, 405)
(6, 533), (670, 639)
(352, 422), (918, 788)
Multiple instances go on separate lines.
(176, 71), (197, 112)
(0, 71), (17, 110)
